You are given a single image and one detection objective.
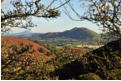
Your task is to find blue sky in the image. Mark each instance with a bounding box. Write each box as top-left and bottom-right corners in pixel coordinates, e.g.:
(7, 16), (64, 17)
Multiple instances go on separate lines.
(2, 0), (101, 34)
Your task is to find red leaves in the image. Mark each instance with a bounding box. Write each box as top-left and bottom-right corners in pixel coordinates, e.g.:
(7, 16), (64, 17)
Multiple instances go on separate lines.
(1, 36), (50, 57)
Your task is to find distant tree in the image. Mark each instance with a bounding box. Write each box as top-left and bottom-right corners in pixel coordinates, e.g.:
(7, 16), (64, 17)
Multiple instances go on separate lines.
(64, 0), (121, 39)
(39, 48), (45, 53)
(1, 0), (70, 32)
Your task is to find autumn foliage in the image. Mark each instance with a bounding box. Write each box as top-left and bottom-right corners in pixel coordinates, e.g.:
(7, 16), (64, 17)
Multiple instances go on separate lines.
(1, 36), (56, 58)
(1, 36), (89, 80)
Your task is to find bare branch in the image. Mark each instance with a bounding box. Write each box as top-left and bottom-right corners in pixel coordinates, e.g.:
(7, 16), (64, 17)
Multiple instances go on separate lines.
(1, 0), (70, 32)
(65, 0), (121, 38)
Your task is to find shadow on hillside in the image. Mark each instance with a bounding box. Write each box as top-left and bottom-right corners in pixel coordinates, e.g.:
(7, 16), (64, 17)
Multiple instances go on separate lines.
(51, 38), (121, 80)
(50, 60), (85, 79)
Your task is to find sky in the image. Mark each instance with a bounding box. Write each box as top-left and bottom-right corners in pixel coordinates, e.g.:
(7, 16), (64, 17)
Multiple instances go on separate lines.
(1, 0), (102, 34)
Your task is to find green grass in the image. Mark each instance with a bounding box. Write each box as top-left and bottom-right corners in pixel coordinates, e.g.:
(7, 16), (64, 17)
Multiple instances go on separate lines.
(55, 46), (63, 49)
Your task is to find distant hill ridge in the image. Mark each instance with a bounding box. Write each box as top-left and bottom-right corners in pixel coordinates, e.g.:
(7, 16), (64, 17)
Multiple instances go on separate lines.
(39, 27), (100, 40)
(8, 27), (101, 41)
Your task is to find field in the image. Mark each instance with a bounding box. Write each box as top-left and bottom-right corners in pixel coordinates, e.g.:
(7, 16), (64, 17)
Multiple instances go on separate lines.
(76, 45), (103, 49)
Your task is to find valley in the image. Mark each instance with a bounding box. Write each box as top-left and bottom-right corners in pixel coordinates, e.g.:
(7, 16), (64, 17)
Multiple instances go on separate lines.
(1, 27), (121, 80)
(76, 44), (103, 49)
(1, 0), (121, 79)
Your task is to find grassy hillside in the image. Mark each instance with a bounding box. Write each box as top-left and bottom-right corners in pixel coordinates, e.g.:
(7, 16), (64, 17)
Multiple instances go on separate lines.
(1, 36), (88, 80)
(14, 27), (100, 39)
(16, 27), (103, 45)
(38, 27), (100, 40)
(2, 36), (120, 80)
(52, 38), (121, 80)
(1, 36), (56, 59)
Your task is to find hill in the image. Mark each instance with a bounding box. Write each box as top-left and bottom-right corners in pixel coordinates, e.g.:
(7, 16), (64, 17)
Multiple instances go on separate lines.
(1, 31), (32, 36)
(1, 36), (57, 80)
(1, 36), (89, 80)
(9, 27), (102, 45)
(1, 36), (55, 59)
(16, 27), (100, 41)
(52, 38), (121, 80)
(40, 27), (100, 41)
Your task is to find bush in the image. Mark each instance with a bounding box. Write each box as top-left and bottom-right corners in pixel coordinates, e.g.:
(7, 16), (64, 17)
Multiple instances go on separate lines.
(107, 69), (121, 80)
(39, 48), (45, 53)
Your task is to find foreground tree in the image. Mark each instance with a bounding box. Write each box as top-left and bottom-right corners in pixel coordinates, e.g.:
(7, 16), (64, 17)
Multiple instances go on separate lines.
(1, 0), (70, 32)
(64, 0), (121, 39)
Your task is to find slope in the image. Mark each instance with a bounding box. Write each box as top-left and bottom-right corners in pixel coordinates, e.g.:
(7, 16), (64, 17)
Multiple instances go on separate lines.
(10, 27), (100, 41)
(52, 38), (121, 80)
(1, 36), (55, 59)
(37, 27), (100, 41)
